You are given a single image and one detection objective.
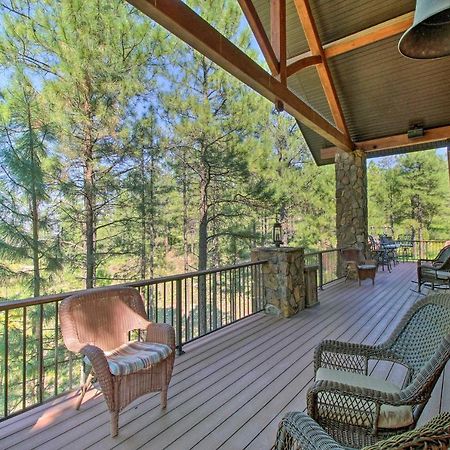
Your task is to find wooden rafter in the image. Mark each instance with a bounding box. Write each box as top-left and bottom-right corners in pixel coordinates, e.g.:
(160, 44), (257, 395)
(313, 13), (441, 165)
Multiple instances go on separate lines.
(321, 126), (450, 160)
(288, 11), (414, 65)
(286, 54), (321, 77)
(292, 0), (350, 137)
(237, 0), (279, 75)
(126, 0), (353, 152)
(270, 0), (287, 85)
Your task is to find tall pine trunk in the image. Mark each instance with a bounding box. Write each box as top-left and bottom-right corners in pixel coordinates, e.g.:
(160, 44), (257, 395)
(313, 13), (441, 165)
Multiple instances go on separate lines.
(198, 151), (208, 335)
(84, 148), (95, 289)
(149, 152), (155, 278)
(27, 103), (41, 297)
(139, 147), (147, 279)
(182, 149), (190, 272)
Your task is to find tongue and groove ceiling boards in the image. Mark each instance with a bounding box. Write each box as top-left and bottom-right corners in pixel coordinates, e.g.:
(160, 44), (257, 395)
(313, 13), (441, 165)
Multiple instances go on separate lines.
(250, 0), (450, 164)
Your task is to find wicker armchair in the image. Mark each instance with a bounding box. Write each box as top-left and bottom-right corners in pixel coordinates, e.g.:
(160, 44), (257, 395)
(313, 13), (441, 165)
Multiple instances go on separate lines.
(341, 248), (378, 286)
(307, 293), (450, 448)
(274, 411), (450, 450)
(59, 286), (175, 437)
(417, 245), (450, 292)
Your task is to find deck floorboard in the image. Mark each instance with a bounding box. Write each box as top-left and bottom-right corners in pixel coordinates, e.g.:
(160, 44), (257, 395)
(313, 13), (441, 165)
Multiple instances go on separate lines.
(1, 262), (448, 450)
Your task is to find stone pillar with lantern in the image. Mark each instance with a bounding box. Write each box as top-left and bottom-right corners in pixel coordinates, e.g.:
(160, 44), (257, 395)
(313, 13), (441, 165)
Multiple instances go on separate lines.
(251, 222), (306, 318)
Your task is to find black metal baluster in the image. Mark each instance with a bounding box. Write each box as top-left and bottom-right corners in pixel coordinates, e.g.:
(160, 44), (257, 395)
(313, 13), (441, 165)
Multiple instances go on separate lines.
(155, 283), (159, 323)
(4, 310), (9, 417)
(54, 302), (59, 397)
(171, 280), (174, 327)
(38, 304), (44, 404)
(22, 307), (27, 410)
(176, 279), (184, 354)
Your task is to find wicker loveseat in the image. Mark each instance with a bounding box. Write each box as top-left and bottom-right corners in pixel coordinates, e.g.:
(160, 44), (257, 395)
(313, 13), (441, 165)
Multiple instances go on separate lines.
(306, 293), (450, 448)
(274, 411), (450, 450)
(59, 286), (175, 437)
(417, 245), (450, 292)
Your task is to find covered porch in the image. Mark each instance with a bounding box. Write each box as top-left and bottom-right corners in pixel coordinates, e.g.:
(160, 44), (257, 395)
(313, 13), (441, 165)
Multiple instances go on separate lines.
(1, 263), (448, 450)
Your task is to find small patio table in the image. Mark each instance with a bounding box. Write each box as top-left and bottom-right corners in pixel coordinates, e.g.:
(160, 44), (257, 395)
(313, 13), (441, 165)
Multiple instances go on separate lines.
(357, 264), (377, 286)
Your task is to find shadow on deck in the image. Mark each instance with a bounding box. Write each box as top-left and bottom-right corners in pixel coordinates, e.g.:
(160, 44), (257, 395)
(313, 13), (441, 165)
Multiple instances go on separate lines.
(1, 263), (448, 450)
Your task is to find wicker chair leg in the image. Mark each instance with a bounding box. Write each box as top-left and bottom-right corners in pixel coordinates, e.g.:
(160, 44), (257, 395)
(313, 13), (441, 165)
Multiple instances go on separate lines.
(161, 360), (168, 408)
(161, 388), (168, 409)
(110, 410), (119, 437)
(76, 370), (94, 410)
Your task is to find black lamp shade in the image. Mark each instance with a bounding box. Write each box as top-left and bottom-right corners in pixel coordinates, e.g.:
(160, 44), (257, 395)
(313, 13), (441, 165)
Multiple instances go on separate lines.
(399, 0), (450, 59)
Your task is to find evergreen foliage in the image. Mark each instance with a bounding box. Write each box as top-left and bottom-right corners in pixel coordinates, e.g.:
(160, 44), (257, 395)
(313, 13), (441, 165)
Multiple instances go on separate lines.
(0, 0), (448, 299)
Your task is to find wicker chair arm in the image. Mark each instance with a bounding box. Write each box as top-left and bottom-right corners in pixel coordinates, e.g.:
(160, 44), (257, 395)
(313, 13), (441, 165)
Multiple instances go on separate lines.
(145, 322), (175, 349)
(274, 411), (345, 450)
(80, 344), (114, 410)
(314, 340), (397, 374)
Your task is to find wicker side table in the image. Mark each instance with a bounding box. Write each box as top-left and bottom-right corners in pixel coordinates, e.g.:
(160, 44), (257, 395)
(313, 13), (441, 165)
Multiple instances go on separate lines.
(357, 264), (377, 286)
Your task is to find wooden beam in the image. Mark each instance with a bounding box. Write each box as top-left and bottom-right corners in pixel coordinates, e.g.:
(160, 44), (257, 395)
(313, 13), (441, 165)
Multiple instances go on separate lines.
(292, 0), (350, 137)
(126, 0), (353, 152)
(325, 11), (414, 58)
(288, 12), (414, 64)
(320, 126), (450, 160)
(286, 55), (322, 77)
(237, 0), (279, 75)
(270, 0), (287, 85)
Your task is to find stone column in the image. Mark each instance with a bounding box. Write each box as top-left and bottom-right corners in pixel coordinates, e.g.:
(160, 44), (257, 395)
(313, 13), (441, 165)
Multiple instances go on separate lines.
(251, 247), (305, 318)
(335, 150), (368, 251)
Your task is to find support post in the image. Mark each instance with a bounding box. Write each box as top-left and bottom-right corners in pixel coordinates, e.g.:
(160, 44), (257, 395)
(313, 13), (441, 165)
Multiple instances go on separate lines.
(335, 150), (368, 274)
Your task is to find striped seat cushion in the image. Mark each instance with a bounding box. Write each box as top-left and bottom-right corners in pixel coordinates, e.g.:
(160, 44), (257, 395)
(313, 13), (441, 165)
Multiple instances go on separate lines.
(103, 342), (172, 376)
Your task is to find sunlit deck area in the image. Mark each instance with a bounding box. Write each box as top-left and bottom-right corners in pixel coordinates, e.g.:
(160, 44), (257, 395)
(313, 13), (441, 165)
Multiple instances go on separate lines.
(1, 262), (449, 450)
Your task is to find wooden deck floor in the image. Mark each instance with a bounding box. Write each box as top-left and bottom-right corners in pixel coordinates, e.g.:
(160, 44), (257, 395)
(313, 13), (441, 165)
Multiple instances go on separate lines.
(1, 262), (449, 450)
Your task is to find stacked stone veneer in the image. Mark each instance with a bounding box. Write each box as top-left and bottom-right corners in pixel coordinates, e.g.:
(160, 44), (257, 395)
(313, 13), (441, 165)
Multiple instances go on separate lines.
(335, 150), (368, 278)
(251, 247), (305, 318)
(336, 150), (368, 251)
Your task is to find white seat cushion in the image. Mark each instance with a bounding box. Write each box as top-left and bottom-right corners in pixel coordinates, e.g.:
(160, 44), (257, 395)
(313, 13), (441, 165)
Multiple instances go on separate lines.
(316, 367), (413, 429)
(436, 270), (450, 280)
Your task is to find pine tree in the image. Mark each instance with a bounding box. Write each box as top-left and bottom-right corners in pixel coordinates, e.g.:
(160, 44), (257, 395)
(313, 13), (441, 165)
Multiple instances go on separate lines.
(0, 74), (60, 297)
(1, 0), (166, 288)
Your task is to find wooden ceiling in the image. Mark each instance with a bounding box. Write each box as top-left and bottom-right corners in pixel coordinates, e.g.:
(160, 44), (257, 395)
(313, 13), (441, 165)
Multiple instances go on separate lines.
(128, 0), (450, 164)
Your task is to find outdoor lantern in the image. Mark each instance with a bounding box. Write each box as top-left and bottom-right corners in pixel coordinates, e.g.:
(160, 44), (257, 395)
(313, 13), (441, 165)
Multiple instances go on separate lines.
(272, 222), (283, 247)
(398, 0), (450, 59)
